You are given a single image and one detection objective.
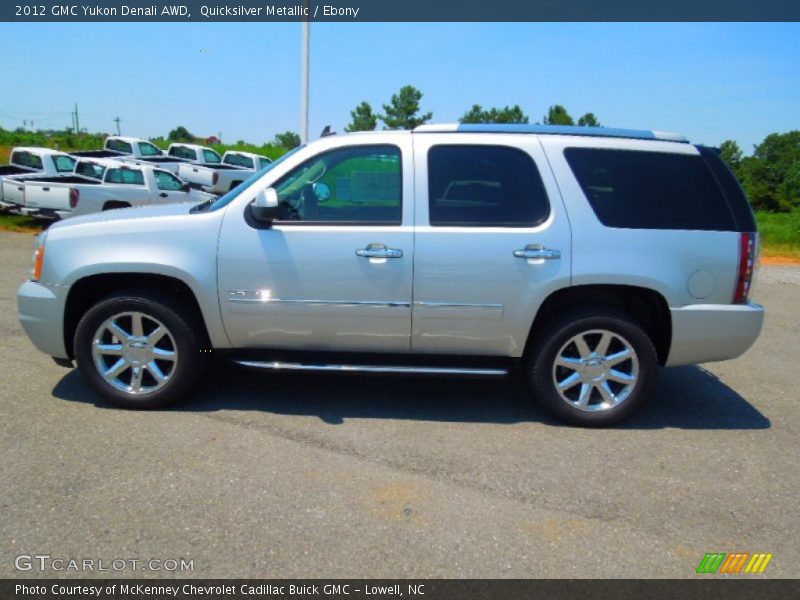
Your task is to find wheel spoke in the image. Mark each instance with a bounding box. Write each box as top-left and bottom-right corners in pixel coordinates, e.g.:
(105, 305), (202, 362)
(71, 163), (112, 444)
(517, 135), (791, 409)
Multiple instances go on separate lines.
(146, 361), (166, 383)
(95, 343), (124, 356)
(556, 355), (583, 369)
(107, 320), (131, 343)
(597, 381), (617, 406)
(131, 313), (144, 338)
(130, 366), (144, 392)
(574, 335), (592, 359)
(557, 371), (581, 390)
(104, 358), (129, 381)
(595, 332), (613, 357)
(152, 347), (177, 361)
(147, 326), (166, 346)
(608, 369), (635, 384)
(606, 349), (632, 366)
(576, 383), (592, 407)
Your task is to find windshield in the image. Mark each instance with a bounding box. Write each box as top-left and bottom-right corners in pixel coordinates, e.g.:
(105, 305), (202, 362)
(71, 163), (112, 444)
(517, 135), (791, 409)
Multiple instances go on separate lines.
(138, 142), (162, 156)
(198, 146), (303, 213)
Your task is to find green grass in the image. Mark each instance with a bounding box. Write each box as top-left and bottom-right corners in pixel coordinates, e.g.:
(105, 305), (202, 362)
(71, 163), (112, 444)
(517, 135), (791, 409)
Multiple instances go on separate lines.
(0, 213), (47, 233)
(756, 209), (800, 259)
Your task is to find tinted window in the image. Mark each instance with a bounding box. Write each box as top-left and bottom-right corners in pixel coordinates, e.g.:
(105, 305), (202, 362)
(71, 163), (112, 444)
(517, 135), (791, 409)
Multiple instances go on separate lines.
(105, 168), (145, 185)
(106, 139), (133, 154)
(203, 149), (221, 163)
(169, 146), (195, 159)
(565, 148), (736, 231)
(28, 154), (43, 169)
(76, 161), (106, 180)
(696, 145), (756, 232)
(155, 171), (183, 191)
(258, 157), (273, 170)
(53, 155), (76, 173)
(223, 153), (255, 169)
(138, 142), (162, 156)
(274, 145), (401, 224)
(427, 145), (550, 227)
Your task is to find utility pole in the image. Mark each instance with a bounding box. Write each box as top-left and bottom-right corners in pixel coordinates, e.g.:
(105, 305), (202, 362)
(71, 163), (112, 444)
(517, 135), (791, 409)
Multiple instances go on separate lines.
(74, 102), (80, 133)
(300, 17), (310, 144)
(114, 117), (121, 136)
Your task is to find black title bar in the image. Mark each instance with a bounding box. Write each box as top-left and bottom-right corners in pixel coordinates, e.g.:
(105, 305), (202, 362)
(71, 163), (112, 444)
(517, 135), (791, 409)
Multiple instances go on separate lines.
(3, 0), (800, 22)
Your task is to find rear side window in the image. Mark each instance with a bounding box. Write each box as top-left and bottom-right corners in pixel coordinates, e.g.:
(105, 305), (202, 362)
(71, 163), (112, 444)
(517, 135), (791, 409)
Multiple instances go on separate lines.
(105, 168), (145, 185)
(564, 148), (736, 231)
(169, 146), (195, 159)
(53, 155), (76, 173)
(138, 142), (162, 156)
(106, 139), (133, 154)
(427, 145), (550, 227)
(76, 161), (106, 179)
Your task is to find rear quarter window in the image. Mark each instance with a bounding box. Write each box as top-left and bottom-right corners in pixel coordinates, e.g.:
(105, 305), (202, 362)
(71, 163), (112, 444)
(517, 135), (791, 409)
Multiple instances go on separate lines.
(564, 147), (736, 231)
(106, 139), (133, 154)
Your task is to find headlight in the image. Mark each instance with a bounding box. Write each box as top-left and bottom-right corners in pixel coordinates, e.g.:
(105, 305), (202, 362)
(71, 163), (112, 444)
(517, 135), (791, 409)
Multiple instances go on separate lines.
(30, 231), (47, 282)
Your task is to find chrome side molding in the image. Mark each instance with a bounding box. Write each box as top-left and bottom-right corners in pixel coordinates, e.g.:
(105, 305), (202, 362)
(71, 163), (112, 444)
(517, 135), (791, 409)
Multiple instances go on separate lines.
(233, 360), (508, 377)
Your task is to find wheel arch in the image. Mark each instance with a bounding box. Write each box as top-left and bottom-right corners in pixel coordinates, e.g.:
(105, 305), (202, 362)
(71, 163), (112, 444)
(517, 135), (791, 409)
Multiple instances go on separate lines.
(525, 284), (672, 365)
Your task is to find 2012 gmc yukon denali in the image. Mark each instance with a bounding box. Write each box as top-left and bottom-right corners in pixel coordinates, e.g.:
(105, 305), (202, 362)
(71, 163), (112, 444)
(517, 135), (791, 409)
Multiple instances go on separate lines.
(17, 124), (764, 426)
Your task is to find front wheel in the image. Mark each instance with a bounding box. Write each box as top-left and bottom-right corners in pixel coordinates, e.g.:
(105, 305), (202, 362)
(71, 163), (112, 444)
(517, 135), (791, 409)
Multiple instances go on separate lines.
(527, 307), (657, 426)
(74, 289), (206, 409)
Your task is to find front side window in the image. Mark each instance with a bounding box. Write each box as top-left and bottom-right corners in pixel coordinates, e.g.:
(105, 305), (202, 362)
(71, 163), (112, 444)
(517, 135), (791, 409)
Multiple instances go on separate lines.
(53, 155), (76, 173)
(105, 168), (145, 185)
(155, 170), (183, 191)
(106, 139), (133, 154)
(223, 153), (255, 169)
(273, 144), (402, 224)
(203, 149), (221, 163)
(564, 148), (736, 231)
(427, 145), (550, 227)
(138, 142), (162, 157)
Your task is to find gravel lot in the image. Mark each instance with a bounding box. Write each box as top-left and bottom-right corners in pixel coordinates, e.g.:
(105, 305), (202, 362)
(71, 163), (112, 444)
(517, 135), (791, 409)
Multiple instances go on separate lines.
(0, 229), (798, 579)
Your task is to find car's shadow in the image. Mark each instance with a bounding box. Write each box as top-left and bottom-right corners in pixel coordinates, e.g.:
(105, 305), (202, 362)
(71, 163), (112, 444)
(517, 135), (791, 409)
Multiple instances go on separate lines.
(51, 361), (770, 430)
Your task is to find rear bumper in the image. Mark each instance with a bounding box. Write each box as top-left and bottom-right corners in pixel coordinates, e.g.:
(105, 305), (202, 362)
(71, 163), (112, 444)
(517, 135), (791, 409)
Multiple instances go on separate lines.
(665, 302), (765, 367)
(18, 281), (69, 359)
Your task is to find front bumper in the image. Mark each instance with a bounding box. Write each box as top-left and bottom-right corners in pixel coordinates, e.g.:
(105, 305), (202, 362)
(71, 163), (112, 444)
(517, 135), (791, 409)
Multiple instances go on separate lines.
(18, 280), (69, 359)
(665, 302), (765, 367)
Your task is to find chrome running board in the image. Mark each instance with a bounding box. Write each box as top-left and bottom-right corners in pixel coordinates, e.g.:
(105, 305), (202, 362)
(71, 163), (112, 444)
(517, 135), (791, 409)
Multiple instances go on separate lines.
(233, 360), (508, 377)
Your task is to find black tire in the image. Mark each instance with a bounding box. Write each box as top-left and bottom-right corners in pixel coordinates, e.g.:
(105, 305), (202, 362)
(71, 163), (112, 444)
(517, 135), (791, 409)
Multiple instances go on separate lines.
(527, 306), (657, 426)
(74, 288), (207, 409)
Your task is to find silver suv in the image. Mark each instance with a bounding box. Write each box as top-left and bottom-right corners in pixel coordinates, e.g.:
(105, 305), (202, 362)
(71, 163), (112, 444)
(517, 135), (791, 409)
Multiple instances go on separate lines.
(17, 124), (764, 426)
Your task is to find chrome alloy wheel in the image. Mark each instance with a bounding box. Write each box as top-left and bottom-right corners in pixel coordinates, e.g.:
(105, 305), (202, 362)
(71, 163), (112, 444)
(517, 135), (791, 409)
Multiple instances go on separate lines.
(91, 312), (178, 395)
(551, 329), (639, 412)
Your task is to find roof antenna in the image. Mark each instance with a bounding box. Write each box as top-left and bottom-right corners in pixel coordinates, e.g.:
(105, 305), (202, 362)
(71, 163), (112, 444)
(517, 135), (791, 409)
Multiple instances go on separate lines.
(320, 125), (336, 138)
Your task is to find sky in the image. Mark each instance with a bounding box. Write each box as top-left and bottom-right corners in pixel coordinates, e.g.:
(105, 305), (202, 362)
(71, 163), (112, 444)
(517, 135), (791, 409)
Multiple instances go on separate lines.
(0, 22), (798, 152)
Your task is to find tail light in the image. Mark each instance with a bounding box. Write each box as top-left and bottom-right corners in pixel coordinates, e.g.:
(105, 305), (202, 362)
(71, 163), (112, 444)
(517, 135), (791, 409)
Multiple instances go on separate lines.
(212, 172), (219, 185)
(69, 188), (79, 208)
(733, 232), (756, 304)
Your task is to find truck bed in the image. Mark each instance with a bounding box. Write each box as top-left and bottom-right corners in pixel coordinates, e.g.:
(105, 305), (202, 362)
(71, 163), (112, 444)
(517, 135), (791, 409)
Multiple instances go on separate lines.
(30, 176), (102, 185)
(0, 165), (32, 176)
(71, 150), (124, 158)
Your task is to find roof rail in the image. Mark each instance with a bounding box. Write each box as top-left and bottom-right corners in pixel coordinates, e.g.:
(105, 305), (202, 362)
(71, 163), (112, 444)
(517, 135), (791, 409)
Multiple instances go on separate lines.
(413, 123), (689, 143)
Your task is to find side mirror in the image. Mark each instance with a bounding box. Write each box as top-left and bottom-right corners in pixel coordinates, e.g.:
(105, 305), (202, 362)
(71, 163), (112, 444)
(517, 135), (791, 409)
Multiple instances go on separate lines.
(250, 187), (281, 223)
(313, 182), (332, 203)
(180, 182), (191, 192)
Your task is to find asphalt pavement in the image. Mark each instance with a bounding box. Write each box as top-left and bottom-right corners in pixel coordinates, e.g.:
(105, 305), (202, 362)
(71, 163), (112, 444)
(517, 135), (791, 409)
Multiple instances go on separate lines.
(1, 229), (798, 578)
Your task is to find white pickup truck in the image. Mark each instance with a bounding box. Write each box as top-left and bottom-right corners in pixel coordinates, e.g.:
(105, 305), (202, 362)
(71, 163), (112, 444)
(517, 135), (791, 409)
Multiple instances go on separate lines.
(177, 150), (272, 194)
(0, 147), (77, 211)
(166, 143), (223, 165)
(21, 159), (214, 220)
(71, 137), (194, 174)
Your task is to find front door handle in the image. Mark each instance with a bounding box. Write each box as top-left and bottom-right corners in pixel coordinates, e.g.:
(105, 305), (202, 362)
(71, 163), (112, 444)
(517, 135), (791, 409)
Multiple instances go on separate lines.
(42, 187), (50, 192)
(356, 243), (403, 259)
(513, 244), (561, 260)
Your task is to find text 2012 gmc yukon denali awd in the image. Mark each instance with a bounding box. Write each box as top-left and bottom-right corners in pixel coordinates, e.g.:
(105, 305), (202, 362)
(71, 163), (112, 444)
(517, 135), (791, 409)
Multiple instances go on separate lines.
(17, 124), (764, 426)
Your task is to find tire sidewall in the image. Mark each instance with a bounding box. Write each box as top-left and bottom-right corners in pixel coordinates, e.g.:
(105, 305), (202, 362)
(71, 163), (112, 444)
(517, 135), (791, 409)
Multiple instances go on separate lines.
(74, 291), (203, 409)
(529, 309), (657, 426)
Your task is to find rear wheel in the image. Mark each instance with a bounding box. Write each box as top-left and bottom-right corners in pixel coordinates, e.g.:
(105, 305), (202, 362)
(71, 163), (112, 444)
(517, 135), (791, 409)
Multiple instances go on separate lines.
(527, 307), (657, 426)
(74, 289), (206, 409)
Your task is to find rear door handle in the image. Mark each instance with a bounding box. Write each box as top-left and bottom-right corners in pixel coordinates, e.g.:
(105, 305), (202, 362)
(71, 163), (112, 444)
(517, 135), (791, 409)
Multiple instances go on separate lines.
(356, 243), (403, 259)
(159, 192), (168, 198)
(513, 245), (561, 260)
(42, 187), (50, 192)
